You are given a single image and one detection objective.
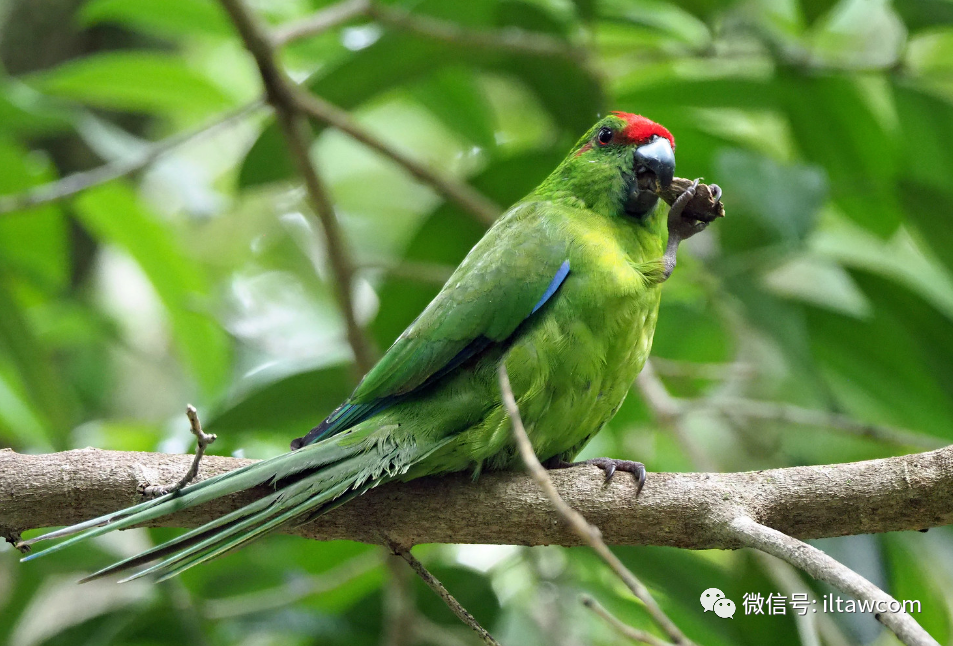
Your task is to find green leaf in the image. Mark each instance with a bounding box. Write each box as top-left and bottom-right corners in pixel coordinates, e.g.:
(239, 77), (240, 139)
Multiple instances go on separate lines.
(0, 358), (52, 448)
(715, 148), (828, 247)
(0, 84), (72, 137)
(206, 364), (355, 447)
(780, 74), (901, 237)
(410, 68), (496, 149)
(237, 120), (301, 187)
(894, 0), (953, 31)
(800, 0), (840, 25)
(79, 0), (233, 39)
(73, 184), (231, 396)
(239, 0), (599, 188)
(882, 533), (951, 643)
(570, 0), (596, 21)
(0, 281), (74, 447)
(895, 91), (952, 176)
(25, 51), (232, 115)
(805, 270), (953, 439)
(0, 140), (68, 290)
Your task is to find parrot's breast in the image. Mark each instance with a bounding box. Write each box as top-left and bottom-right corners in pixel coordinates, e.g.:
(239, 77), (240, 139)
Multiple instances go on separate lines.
(498, 245), (662, 467)
(400, 212), (665, 478)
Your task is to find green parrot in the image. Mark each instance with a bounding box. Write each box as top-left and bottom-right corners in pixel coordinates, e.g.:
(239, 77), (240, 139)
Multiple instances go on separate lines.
(21, 111), (711, 581)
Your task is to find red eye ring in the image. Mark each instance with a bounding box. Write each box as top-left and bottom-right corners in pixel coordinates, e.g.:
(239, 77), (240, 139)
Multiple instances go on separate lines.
(597, 127), (613, 145)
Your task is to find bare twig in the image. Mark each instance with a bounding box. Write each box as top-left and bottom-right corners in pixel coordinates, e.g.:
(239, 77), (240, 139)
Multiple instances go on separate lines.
(725, 516), (938, 646)
(290, 87), (500, 226)
(498, 365), (694, 646)
(649, 358), (754, 381)
(272, 0), (370, 46)
(388, 543), (502, 646)
(366, 2), (586, 64)
(413, 615), (476, 646)
(581, 595), (675, 646)
(637, 360), (943, 452)
(698, 396), (945, 450)
(358, 259), (455, 285)
(635, 362), (717, 472)
(383, 552), (417, 646)
(140, 405), (216, 499)
(273, 0), (587, 66)
(218, 0), (374, 373)
(0, 101), (263, 216)
(754, 552), (851, 646)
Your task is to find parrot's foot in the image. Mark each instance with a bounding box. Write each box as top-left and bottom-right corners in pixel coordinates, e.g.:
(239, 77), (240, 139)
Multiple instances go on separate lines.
(663, 179), (710, 280)
(546, 457), (647, 496)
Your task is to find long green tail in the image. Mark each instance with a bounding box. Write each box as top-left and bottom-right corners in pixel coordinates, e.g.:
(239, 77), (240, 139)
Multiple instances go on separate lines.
(21, 424), (450, 582)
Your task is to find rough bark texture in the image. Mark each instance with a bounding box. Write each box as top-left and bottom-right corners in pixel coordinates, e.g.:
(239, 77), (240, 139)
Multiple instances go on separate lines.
(2, 445), (951, 548)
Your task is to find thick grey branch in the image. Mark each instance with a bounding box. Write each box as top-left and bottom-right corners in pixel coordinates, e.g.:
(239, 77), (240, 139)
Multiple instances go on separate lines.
(2, 444), (951, 548)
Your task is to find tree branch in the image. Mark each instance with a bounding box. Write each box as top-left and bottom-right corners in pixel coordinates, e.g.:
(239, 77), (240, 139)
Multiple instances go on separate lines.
(290, 88), (499, 227)
(3, 444), (951, 548)
(0, 101), (263, 216)
(581, 595), (675, 646)
(724, 516), (939, 646)
(273, 0), (587, 66)
(388, 542), (501, 646)
(696, 396), (944, 449)
(218, 0), (375, 373)
(365, 2), (586, 64)
(272, 0), (370, 47)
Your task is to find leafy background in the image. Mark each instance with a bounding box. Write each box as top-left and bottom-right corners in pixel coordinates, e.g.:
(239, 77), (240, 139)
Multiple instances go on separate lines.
(1, 0), (953, 644)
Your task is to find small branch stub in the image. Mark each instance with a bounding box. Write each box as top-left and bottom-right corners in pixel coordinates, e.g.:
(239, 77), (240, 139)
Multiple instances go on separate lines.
(582, 595), (675, 646)
(139, 405), (216, 498)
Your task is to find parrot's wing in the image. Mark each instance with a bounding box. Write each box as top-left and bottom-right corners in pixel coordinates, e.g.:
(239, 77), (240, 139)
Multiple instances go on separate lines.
(292, 202), (570, 448)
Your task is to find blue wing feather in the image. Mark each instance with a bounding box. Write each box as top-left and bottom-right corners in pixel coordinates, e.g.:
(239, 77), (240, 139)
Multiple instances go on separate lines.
(532, 260), (570, 314)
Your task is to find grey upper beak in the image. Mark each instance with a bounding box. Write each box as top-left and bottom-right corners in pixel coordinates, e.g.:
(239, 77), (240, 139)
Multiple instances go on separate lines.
(634, 137), (675, 189)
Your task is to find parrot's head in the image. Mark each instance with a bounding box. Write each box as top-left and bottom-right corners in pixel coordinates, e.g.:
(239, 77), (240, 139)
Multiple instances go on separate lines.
(554, 112), (676, 221)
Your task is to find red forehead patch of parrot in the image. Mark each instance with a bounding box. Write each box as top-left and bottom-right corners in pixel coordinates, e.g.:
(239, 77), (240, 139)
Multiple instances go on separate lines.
(611, 112), (675, 149)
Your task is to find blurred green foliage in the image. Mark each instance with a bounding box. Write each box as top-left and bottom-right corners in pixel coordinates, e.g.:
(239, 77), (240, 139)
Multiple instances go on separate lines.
(1, 0), (953, 644)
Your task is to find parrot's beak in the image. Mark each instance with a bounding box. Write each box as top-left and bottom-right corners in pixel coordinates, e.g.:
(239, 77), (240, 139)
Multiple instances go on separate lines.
(634, 137), (675, 189)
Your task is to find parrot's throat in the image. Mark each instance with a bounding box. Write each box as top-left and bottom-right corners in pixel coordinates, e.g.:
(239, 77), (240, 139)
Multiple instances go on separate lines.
(622, 166), (660, 219)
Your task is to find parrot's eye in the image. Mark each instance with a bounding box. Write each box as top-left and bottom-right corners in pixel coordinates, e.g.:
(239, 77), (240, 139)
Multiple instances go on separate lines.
(597, 127), (613, 145)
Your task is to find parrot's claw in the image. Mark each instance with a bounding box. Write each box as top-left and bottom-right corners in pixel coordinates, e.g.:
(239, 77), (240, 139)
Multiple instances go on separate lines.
(546, 457), (647, 496)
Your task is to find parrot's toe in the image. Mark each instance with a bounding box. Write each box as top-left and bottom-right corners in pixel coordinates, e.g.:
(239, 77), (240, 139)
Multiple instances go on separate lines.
(547, 457), (647, 496)
(583, 458), (647, 496)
